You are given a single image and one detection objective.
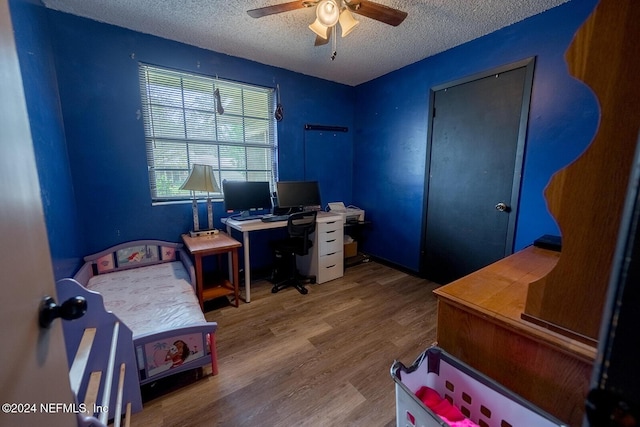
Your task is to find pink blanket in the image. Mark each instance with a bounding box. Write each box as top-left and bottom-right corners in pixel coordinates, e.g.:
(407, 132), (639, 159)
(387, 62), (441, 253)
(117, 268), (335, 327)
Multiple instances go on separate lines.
(415, 386), (479, 427)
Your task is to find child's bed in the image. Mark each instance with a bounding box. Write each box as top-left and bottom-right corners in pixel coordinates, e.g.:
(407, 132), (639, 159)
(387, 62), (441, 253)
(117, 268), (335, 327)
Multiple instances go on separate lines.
(56, 240), (218, 426)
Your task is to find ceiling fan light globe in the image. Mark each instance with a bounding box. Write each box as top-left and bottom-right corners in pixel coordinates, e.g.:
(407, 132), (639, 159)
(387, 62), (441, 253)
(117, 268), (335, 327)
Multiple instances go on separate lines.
(316, 0), (340, 27)
(309, 19), (329, 39)
(339, 8), (359, 37)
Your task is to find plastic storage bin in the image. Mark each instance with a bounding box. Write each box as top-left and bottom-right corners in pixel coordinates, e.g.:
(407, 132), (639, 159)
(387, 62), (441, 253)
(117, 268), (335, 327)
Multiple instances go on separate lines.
(391, 346), (568, 427)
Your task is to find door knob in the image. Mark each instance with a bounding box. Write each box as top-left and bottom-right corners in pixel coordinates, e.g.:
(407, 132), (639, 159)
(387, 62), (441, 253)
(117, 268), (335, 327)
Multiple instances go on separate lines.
(495, 202), (510, 212)
(39, 295), (87, 329)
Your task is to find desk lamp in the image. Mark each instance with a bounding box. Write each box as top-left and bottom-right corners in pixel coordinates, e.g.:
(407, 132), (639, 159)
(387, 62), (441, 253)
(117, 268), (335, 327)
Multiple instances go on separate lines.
(180, 164), (220, 237)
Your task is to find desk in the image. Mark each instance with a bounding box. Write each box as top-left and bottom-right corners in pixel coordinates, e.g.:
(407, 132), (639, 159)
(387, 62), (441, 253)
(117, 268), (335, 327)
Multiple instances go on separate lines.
(181, 232), (242, 309)
(223, 211), (343, 302)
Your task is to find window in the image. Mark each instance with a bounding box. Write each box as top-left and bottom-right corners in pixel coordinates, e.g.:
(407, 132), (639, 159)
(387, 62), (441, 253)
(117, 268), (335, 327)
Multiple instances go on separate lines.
(139, 64), (277, 201)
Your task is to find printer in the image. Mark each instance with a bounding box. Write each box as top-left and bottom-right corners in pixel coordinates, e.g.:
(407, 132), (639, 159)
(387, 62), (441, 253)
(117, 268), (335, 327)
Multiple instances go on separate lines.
(328, 202), (365, 224)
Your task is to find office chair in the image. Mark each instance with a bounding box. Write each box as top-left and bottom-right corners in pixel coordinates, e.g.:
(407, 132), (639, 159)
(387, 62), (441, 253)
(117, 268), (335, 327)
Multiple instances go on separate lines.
(270, 211), (317, 294)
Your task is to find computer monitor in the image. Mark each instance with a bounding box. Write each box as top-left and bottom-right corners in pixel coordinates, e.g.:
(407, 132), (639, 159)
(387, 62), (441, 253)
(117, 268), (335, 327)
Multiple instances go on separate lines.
(276, 181), (321, 210)
(222, 181), (272, 219)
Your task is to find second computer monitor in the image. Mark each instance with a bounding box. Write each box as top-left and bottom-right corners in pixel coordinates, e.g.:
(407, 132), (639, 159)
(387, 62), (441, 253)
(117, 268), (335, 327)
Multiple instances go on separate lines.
(276, 181), (321, 210)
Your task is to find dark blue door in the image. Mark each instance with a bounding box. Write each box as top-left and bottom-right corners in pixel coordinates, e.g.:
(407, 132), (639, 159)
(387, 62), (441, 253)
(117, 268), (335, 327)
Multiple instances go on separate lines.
(423, 61), (533, 284)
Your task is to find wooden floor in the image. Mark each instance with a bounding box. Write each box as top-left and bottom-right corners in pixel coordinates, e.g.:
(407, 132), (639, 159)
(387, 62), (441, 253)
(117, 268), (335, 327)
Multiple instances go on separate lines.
(129, 260), (439, 427)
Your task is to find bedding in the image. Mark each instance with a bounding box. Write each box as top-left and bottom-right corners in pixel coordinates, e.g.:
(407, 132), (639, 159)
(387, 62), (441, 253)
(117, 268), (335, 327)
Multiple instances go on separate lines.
(86, 261), (205, 337)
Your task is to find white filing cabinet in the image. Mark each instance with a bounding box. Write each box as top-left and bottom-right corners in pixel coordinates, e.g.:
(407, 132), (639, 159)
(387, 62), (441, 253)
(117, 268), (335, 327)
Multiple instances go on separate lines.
(298, 212), (344, 284)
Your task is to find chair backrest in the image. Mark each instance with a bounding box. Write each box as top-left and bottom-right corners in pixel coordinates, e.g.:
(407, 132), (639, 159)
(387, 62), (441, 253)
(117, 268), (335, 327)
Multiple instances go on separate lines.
(287, 211), (317, 255)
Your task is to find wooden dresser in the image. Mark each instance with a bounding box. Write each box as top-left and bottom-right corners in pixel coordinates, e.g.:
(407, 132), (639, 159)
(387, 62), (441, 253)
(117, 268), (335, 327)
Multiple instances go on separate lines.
(433, 246), (596, 426)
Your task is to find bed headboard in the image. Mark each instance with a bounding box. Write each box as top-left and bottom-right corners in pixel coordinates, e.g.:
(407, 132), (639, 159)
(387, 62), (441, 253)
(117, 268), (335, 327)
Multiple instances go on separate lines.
(79, 240), (185, 277)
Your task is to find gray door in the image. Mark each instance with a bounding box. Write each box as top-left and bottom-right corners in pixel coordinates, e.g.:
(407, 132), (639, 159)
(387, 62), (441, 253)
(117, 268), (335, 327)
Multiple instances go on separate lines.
(422, 59), (534, 284)
(0, 2), (76, 426)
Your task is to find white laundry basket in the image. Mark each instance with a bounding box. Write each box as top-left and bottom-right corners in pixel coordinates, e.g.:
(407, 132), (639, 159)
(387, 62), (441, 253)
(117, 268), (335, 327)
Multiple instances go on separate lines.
(391, 346), (568, 427)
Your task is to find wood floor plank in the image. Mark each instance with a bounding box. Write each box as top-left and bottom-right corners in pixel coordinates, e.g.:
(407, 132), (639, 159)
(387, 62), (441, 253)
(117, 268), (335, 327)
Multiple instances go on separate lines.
(130, 261), (439, 426)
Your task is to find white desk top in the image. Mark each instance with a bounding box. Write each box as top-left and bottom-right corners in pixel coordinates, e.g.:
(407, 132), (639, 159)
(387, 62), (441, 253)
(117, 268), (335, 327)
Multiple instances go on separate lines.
(222, 211), (342, 232)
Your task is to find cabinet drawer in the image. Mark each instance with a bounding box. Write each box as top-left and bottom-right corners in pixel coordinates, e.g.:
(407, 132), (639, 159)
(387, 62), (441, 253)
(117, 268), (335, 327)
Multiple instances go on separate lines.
(318, 220), (342, 234)
(318, 234), (342, 255)
(318, 251), (344, 283)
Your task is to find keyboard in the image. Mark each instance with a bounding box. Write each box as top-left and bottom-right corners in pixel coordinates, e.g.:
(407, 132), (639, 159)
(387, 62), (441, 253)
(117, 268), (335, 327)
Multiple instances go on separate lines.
(261, 214), (289, 223)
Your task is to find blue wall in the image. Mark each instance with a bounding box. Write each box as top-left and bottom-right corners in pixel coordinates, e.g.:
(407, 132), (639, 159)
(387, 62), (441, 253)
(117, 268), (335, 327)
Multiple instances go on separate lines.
(353, 0), (600, 271)
(40, 10), (354, 270)
(12, 0), (602, 277)
(10, 0), (84, 280)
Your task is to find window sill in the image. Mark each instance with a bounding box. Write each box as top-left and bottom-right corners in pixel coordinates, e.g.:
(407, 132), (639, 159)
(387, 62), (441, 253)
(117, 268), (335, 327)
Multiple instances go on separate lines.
(151, 199), (223, 207)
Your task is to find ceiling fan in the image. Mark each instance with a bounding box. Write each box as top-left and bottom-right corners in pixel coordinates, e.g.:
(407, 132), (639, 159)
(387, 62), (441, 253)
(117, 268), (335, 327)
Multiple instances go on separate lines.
(247, 0), (407, 59)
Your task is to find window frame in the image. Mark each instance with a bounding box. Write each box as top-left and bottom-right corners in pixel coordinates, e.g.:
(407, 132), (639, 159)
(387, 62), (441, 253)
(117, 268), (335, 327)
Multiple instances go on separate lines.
(138, 63), (278, 202)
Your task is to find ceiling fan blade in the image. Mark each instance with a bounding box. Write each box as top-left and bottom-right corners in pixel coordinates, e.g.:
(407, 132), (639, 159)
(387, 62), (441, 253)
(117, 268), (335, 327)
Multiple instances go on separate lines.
(247, 1), (312, 18)
(347, 0), (407, 26)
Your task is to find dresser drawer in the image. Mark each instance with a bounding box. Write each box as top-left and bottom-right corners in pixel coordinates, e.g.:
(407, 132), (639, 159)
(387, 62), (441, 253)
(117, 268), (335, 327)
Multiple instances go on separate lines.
(317, 251), (344, 283)
(318, 233), (342, 255)
(296, 213), (345, 283)
(317, 220), (342, 234)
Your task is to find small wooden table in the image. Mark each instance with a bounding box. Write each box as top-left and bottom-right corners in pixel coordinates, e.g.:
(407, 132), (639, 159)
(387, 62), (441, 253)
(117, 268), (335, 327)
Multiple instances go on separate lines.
(181, 232), (242, 309)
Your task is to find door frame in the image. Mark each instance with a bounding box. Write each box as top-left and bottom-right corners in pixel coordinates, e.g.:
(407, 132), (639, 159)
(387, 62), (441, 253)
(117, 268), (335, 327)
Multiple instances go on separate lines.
(419, 57), (536, 275)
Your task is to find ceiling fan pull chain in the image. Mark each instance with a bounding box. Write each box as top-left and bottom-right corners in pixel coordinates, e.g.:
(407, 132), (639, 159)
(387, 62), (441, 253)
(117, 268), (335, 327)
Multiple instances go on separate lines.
(331, 25), (337, 60)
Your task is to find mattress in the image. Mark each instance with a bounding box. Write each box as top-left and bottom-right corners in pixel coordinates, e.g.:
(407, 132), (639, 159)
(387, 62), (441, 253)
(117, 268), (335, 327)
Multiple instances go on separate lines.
(86, 261), (206, 338)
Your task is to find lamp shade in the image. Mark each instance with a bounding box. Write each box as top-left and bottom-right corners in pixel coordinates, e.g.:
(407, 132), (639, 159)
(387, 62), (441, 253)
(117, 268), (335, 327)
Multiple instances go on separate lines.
(180, 164), (220, 193)
(339, 8), (359, 37)
(309, 18), (330, 39)
(316, 0), (339, 27)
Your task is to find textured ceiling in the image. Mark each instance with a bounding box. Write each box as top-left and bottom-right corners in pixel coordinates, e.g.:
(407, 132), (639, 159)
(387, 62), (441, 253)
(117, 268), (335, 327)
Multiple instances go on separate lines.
(41, 0), (570, 86)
